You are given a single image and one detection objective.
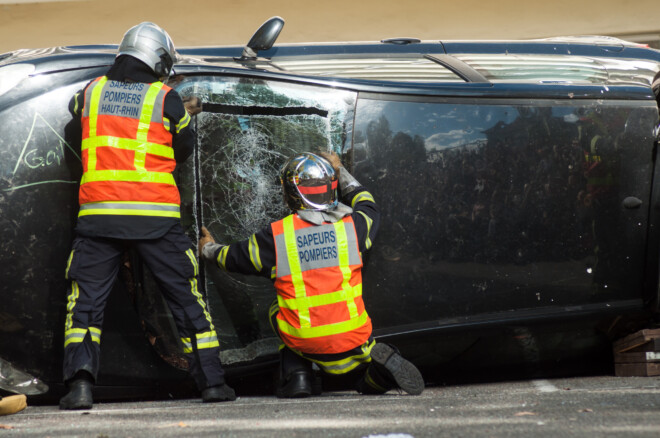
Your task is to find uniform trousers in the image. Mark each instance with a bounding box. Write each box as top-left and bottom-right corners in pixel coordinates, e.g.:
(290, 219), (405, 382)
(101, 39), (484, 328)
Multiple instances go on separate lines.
(268, 300), (374, 377)
(62, 224), (225, 390)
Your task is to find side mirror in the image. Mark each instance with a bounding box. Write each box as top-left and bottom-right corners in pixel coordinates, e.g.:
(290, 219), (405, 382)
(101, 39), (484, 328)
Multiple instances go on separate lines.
(241, 16), (285, 60)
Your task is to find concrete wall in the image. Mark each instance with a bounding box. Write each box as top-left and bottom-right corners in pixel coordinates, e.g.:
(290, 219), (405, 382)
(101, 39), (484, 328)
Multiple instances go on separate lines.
(1, 0), (659, 53)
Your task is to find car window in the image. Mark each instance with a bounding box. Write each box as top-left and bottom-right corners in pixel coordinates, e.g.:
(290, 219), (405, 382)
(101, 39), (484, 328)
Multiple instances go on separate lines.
(453, 54), (660, 85)
(173, 75), (357, 362)
(264, 53), (660, 86)
(271, 55), (465, 82)
(353, 95), (658, 328)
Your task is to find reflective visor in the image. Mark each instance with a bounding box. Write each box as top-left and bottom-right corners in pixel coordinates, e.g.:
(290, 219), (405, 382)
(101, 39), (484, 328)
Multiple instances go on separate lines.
(298, 180), (337, 195)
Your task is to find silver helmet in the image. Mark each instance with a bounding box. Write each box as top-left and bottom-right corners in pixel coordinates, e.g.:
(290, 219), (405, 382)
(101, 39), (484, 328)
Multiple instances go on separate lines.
(280, 153), (338, 211)
(117, 22), (176, 77)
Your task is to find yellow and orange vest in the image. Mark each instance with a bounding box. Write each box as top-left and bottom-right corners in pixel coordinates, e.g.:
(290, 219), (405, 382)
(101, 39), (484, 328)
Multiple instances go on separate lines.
(271, 213), (372, 354)
(78, 76), (183, 218)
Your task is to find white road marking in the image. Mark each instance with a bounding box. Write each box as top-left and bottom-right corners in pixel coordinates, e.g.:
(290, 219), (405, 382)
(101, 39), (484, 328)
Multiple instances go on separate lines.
(532, 380), (560, 393)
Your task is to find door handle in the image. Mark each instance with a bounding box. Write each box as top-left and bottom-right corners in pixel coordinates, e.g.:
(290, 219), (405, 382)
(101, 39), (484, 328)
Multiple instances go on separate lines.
(622, 196), (643, 209)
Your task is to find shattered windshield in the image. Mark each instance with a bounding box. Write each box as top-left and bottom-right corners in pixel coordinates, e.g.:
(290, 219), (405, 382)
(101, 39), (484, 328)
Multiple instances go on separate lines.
(172, 76), (357, 363)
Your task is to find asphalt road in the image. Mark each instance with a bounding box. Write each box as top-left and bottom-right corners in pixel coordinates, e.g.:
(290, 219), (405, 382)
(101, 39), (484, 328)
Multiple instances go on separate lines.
(3, 375), (660, 437)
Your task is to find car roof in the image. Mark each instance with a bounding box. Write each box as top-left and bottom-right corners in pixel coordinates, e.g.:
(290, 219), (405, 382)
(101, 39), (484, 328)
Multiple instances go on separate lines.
(2, 37), (660, 98)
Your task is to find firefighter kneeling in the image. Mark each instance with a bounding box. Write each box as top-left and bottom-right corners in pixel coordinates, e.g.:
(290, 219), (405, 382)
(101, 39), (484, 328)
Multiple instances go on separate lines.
(199, 152), (424, 397)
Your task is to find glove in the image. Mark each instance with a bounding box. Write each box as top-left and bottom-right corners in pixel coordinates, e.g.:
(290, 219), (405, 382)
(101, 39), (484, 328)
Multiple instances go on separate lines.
(198, 226), (216, 256)
(317, 151), (342, 177)
(183, 96), (202, 116)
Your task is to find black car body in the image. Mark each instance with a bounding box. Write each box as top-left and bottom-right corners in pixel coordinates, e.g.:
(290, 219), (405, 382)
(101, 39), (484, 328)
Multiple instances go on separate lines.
(1, 21), (660, 400)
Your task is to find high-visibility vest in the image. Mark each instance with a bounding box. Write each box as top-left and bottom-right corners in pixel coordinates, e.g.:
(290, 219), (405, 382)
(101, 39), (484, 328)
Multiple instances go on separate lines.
(78, 76), (181, 219)
(271, 213), (372, 354)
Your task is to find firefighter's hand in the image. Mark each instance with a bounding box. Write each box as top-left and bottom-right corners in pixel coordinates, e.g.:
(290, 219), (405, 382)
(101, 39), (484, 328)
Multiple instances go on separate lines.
(318, 151), (342, 177)
(183, 96), (202, 116)
(198, 226), (216, 255)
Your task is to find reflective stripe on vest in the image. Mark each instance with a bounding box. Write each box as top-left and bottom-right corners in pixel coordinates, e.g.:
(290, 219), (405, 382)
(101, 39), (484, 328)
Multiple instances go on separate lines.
(78, 201), (180, 217)
(272, 214), (371, 353)
(79, 76), (180, 217)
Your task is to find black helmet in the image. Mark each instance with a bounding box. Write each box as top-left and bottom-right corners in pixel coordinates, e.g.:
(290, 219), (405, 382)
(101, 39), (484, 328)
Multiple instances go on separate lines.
(280, 153), (338, 211)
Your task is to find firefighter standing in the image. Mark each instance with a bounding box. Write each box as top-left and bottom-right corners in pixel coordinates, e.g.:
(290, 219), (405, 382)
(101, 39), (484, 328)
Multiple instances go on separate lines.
(60, 22), (234, 410)
(199, 152), (424, 398)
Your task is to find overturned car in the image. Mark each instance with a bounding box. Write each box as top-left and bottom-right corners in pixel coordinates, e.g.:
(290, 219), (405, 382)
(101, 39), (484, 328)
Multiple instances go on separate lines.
(1, 18), (660, 400)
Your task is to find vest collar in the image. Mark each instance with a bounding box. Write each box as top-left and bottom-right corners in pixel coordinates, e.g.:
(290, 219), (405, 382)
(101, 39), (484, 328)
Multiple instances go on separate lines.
(296, 202), (353, 225)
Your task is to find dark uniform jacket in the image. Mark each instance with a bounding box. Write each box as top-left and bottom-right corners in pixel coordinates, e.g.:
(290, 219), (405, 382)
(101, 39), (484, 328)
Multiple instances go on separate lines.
(210, 186), (380, 279)
(68, 55), (195, 239)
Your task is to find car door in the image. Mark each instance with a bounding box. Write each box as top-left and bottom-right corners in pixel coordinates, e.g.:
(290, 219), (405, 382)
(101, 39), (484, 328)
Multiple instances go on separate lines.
(351, 91), (658, 334)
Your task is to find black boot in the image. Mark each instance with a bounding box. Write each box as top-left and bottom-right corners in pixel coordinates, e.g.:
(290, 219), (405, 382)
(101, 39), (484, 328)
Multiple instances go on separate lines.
(202, 383), (236, 402)
(59, 372), (93, 410)
(276, 370), (312, 398)
(358, 343), (424, 396)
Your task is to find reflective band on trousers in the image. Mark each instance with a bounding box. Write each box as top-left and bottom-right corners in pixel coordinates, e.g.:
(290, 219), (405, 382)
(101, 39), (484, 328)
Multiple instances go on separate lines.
(64, 327), (101, 347)
(181, 330), (220, 353)
(305, 339), (375, 375)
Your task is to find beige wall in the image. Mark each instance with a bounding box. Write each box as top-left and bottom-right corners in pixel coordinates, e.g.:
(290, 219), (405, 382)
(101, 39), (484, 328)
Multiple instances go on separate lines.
(1, 0), (659, 53)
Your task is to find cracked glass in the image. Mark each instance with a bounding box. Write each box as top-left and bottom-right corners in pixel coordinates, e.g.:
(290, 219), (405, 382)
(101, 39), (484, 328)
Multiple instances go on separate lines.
(173, 75), (357, 363)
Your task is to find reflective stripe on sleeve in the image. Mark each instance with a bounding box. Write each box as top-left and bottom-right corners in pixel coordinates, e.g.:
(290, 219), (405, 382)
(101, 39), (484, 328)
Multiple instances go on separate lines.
(73, 92), (81, 115)
(356, 211), (373, 250)
(248, 234), (263, 272)
(176, 112), (191, 133)
(217, 245), (229, 270)
(351, 191), (375, 208)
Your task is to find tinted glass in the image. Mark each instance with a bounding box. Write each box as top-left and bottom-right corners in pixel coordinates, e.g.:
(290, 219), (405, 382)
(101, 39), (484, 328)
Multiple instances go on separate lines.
(353, 95), (657, 328)
(453, 54), (659, 85)
(270, 55), (463, 82)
